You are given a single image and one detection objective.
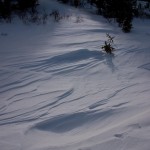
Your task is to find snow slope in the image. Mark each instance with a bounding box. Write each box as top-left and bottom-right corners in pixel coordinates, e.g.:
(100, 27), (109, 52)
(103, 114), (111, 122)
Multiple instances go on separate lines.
(0, 1), (150, 150)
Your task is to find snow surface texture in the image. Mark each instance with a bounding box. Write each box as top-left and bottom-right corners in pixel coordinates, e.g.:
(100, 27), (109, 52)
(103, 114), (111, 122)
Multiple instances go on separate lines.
(0, 1), (150, 150)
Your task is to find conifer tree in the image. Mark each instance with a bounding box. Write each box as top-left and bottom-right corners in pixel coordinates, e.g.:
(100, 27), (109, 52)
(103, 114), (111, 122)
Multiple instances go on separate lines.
(94, 0), (136, 32)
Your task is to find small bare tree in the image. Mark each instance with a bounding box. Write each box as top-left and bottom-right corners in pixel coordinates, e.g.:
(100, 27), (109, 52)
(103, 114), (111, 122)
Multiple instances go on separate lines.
(101, 33), (115, 54)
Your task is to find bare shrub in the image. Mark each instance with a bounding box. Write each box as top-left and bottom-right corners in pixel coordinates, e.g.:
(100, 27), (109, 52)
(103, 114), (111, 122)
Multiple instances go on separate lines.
(50, 10), (62, 22)
(101, 33), (115, 54)
(75, 16), (84, 23)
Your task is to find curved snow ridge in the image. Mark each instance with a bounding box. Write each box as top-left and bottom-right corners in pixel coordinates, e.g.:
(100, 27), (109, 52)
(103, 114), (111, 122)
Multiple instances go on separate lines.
(0, 76), (47, 94)
(89, 83), (137, 110)
(0, 88), (75, 125)
(29, 108), (120, 133)
(20, 49), (105, 73)
(138, 62), (150, 71)
(20, 49), (104, 70)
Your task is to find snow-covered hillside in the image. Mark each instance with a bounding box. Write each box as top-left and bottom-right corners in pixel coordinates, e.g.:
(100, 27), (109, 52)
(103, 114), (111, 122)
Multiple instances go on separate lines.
(0, 1), (150, 150)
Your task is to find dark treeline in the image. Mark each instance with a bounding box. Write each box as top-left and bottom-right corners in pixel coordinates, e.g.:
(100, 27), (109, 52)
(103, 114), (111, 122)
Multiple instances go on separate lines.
(0, 0), (150, 32)
(93, 0), (136, 32)
(0, 0), (38, 22)
(58, 0), (150, 32)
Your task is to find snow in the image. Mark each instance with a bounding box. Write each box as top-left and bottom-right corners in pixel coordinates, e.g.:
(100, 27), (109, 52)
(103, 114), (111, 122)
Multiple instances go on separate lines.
(0, 1), (150, 150)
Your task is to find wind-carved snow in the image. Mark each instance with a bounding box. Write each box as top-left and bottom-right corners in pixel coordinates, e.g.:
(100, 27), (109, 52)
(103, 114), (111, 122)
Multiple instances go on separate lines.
(0, 1), (150, 150)
(20, 49), (105, 74)
(32, 109), (116, 133)
(138, 63), (150, 71)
